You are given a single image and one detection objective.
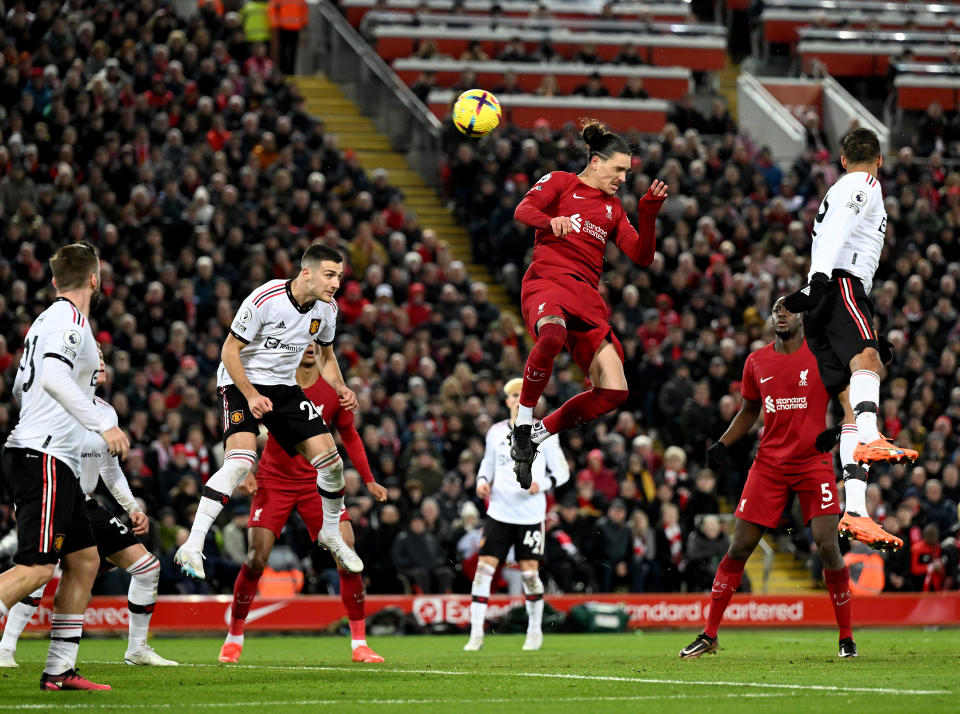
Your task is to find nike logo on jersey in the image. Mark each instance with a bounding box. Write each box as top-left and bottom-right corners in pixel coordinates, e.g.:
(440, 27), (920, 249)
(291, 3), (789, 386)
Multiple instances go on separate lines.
(760, 376), (773, 383)
(572, 193), (587, 199)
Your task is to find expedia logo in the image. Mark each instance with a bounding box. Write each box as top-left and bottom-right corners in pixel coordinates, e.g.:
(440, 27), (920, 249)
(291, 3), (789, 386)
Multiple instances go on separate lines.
(230, 411), (244, 424)
(309, 319), (320, 335)
(54, 534), (65, 552)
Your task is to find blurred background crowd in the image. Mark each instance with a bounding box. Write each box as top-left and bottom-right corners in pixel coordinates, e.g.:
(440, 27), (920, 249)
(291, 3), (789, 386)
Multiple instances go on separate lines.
(0, 0), (957, 600)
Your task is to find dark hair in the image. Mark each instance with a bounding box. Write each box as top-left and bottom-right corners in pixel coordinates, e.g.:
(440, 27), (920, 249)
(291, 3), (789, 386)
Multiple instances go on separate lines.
(581, 119), (630, 162)
(841, 128), (881, 164)
(50, 241), (99, 291)
(302, 243), (343, 267)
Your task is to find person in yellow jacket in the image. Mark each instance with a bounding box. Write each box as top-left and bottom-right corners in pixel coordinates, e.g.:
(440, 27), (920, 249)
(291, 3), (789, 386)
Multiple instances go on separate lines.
(269, 0), (309, 74)
(239, 0), (271, 44)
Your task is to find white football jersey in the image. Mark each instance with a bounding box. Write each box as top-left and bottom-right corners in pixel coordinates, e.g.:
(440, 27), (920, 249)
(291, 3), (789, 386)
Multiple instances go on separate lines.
(808, 171), (887, 294)
(77, 398), (120, 497)
(217, 279), (338, 388)
(477, 420), (570, 525)
(7, 299), (100, 475)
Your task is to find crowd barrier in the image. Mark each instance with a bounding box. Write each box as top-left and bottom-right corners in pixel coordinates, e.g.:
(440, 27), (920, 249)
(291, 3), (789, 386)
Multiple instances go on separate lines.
(8, 592), (960, 634)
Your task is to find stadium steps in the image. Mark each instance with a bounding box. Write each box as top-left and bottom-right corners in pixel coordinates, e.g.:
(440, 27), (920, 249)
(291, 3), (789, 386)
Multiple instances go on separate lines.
(292, 74), (512, 304)
(743, 538), (817, 594)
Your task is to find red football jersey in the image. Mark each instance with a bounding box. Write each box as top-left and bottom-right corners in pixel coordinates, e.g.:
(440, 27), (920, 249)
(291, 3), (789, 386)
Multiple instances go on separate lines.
(256, 376), (370, 485)
(514, 171), (663, 287)
(741, 340), (830, 471)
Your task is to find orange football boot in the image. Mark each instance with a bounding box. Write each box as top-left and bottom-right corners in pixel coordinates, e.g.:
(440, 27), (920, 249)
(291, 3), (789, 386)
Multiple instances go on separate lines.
(352, 645), (385, 663)
(853, 437), (918, 466)
(218, 642), (243, 663)
(838, 512), (903, 551)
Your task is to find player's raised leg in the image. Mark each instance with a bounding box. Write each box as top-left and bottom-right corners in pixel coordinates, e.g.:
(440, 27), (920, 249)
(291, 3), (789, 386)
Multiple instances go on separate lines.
(177, 433), (257, 580)
(465, 558), (497, 651)
(103, 546), (176, 666)
(41, 545), (111, 691)
(836, 391), (902, 550)
(520, 562), (544, 651)
(0, 585), (45, 667)
(220, 524), (275, 663)
(809, 514), (856, 657)
(513, 315), (568, 488)
(680, 519), (762, 658)
(530, 339), (628, 460)
(848, 350), (917, 466)
(300, 434), (362, 573)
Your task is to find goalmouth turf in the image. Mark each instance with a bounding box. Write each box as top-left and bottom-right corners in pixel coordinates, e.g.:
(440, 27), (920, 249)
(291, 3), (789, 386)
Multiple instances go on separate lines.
(1, 630), (956, 713)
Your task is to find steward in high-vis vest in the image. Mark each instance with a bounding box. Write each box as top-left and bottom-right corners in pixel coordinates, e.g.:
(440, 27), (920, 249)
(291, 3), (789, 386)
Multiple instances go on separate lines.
(269, 0), (309, 74)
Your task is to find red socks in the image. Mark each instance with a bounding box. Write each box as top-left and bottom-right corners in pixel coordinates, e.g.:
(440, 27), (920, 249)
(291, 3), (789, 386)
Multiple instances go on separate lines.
(824, 567), (853, 640)
(229, 564), (262, 636)
(520, 323), (567, 408)
(703, 555), (746, 638)
(542, 387), (628, 433)
(340, 571), (366, 624)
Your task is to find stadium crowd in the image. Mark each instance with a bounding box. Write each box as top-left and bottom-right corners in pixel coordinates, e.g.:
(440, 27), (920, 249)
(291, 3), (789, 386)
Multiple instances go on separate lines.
(0, 0), (957, 601)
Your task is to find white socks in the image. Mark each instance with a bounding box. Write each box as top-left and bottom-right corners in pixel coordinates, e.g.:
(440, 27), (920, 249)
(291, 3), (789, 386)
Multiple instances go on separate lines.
(225, 633), (244, 645)
(126, 554), (160, 649)
(530, 421), (551, 445)
(0, 586), (43, 652)
(850, 370), (881, 443)
(313, 448), (345, 542)
(469, 562), (496, 638)
(45, 613), (84, 675)
(840, 423), (869, 515)
(521, 570), (544, 635)
(516, 405), (534, 427)
(186, 450), (256, 551)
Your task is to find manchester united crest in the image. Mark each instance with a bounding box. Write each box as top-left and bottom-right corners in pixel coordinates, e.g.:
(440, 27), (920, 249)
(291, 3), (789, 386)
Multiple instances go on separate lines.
(309, 319), (321, 335)
(54, 534), (65, 552)
(230, 411), (244, 424)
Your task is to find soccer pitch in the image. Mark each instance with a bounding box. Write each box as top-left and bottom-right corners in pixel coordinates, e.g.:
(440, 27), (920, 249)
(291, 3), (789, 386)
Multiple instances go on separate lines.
(1, 630), (956, 713)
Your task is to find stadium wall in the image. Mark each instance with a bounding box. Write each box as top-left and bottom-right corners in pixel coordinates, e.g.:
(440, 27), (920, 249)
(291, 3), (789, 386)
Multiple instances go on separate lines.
(6, 593), (959, 634)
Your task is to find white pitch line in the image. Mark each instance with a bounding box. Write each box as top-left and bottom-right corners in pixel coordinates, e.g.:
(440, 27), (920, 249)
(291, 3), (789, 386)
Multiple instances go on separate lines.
(70, 661), (953, 696)
(0, 693), (790, 710)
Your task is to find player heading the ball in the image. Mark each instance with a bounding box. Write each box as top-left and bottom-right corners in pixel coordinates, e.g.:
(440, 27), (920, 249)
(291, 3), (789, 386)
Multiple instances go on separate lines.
(510, 119), (667, 489)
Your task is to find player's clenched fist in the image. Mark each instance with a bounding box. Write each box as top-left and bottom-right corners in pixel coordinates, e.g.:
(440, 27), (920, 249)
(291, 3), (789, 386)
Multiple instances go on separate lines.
(476, 481), (491, 498)
(337, 385), (359, 412)
(248, 394), (273, 418)
(130, 510), (149, 535)
(550, 216), (573, 237)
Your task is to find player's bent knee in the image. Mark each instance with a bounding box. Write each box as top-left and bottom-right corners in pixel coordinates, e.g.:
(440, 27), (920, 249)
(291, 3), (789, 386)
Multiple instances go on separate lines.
(594, 387), (628, 412)
(316, 453), (345, 494)
(521, 570), (543, 595)
(25, 563), (56, 589)
(535, 321), (567, 353)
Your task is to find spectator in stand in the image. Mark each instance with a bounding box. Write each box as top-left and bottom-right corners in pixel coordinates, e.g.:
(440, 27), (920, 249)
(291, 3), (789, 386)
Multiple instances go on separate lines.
(620, 77), (649, 100)
(573, 72), (610, 98)
(630, 509), (659, 592)
(910, 524), (945, 592)
(544, 510), (596, 592)
(656, 502), (685, 592)
(614, 43), (646, 66)
(684, 515), (729, 592)
(391, 511), (455, 593)
(594, 499), (633, 591)
(577, 449), (619, 502)
(922, 479), (958, 536)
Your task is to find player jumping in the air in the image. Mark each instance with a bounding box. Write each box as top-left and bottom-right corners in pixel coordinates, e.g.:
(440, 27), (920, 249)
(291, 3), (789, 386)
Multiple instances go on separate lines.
(175, 244), (361, 580)
(680, 298), (856, 659)
(1, 396), (177, 668)
(783, 128), (916, 550)
(219, 345), (387, 664)
(511, 120), (667, 489)
(1, 242), (130, 690)
(464, 378), (569, 652)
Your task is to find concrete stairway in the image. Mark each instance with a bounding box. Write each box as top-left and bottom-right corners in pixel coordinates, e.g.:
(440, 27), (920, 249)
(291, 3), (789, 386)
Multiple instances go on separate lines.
(291, 74), (511, 308)
(743, 538), (817, 594)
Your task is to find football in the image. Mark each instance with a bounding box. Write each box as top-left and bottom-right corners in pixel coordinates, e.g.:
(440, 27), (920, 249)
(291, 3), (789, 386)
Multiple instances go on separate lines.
(452, 88), (503, 137)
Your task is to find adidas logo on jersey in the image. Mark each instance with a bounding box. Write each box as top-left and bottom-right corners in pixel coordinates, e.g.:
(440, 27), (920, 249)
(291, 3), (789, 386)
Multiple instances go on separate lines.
(276, 321), (286, 329)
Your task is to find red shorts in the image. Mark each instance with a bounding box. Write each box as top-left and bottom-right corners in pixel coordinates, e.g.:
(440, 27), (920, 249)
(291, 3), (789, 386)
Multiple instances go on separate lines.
(520, 271), (623, 373)
(735, 459), (841, 529)
(248, 481), (349, 540)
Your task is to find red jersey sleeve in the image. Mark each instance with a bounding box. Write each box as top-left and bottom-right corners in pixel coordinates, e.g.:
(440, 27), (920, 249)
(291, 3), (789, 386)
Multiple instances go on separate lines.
(613, 189), (664, 268)
(741, 353), (760, 403)
(335, 406), (375, 484)
(514, 172), (570, 230)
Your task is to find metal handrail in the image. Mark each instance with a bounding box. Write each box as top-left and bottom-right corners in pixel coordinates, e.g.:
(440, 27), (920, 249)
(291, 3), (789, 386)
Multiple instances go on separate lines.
(307, 0), (442, 184)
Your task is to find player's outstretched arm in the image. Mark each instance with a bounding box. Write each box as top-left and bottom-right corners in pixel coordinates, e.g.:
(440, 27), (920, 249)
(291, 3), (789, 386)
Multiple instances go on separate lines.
(707, 398), (761, 471)
(222, 333), (272, 418)
(615, 179), (668, 267)
(336, 406), (381, 498)
(317, 344), (358, 411)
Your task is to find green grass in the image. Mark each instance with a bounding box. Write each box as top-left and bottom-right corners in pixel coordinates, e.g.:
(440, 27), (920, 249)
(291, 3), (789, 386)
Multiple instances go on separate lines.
(1, 630), (958, 713)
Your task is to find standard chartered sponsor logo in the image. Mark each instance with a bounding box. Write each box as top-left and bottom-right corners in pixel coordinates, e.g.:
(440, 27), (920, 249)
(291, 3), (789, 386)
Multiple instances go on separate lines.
(765, 395), (808, 413)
